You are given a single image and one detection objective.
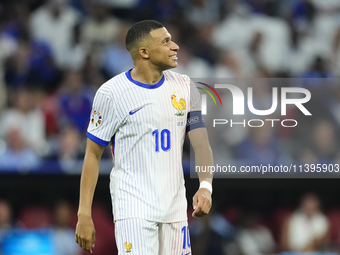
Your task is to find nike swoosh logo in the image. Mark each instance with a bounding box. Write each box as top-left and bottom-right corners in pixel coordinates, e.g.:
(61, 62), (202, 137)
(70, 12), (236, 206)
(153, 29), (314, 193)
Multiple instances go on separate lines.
(129, 106), (145, 115)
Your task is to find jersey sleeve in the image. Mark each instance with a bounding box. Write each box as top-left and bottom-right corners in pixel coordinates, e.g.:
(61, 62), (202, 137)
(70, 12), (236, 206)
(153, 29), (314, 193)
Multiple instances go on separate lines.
(189, 79), (202, 112)
(87, 90), (119, 146)
(186, 79), (205, 133)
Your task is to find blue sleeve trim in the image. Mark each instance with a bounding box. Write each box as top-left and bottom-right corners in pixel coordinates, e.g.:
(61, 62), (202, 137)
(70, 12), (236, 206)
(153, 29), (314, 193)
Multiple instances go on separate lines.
(87, 132), (109, 147)
(186, 111), (206, 133)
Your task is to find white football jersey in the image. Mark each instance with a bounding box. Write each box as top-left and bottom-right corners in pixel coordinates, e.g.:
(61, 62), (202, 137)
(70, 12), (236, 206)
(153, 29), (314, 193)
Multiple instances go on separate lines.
(87, 69), (202, 223)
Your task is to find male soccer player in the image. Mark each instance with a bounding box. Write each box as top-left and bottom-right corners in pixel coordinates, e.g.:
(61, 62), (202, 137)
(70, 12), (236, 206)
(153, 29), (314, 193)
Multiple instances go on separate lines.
(75, 20), (214, 254)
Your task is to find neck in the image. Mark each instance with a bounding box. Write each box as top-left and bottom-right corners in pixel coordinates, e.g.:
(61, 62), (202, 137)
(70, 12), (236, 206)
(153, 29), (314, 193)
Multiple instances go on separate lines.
(130, 65), (164, 85)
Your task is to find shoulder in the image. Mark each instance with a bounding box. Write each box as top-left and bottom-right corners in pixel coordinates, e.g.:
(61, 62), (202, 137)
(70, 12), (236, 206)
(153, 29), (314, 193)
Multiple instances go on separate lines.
(96, 71), (129, 99)
(288, 211), (303, 223)
(30, 6), (48, 21)
(164, 70), (190, 85)
(313, 212), (329, 224)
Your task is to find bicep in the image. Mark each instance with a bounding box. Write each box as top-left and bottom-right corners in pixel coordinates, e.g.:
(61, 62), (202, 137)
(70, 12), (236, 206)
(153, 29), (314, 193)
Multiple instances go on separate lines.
(85, 138), (105, 160)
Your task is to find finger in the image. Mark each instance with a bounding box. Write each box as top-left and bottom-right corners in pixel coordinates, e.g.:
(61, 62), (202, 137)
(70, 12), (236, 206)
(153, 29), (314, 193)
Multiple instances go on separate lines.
(76, 235), (83, 248)
(78, 238), (84, 250)
(80, 238), (90, 253)
(92, 231), (96, 248)
(193, 211), (203, 218)
(192, 196), (204, 215)
(192, 205), (202, 217)
(192, 199), (198, 210)
(202, 200), (212, 214)
(85, 239), (92, 254)
(82, 239), (88, 252)
(198, 195), (211, 210)
(200, 199), (210, 213)
(193, 199), (211, 217)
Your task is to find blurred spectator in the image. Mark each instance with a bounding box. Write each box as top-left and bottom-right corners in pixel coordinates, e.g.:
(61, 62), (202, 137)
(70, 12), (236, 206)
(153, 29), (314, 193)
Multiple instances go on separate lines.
(0, 199), (12, 230)
(0, 129), (41, 171)
(191, 25), (218, 65)
(250, 2), (291, 75)
(57, 126), (83, 173)
(212, 2), (253, 52)
(184, 0), (221, 27)
(3, 1), (60, 89)
(207, 212), (235, 255)
(81, 2), (121, 56)
(99, 0), (138, 10)
(82, 55), (105, 90)
(137, 0), (181, 22)
(289, 0), (316, 32)
(58, 70), (93, 133)
(61, 23), (87, 71)
(30, 0), (81, 68)
(101, 23), (133, 77)
(0, 15), (17, 110)
(214, 50), (243, 78)
(297, 148), (318, 165)
(234, 122), (287, 166)
(189, 210), (235, 255)
(36, 90), (60, 138)
(5, 38), (60, 91)
(284, 24), (321, 76)
(0, 199), (13, 242)
(174, 46), (212, 78)
(236, 213), (276, 255)
(331, 27), (340, 75)
(280, 193), (329, 252)
(53, 200), (81, 255)
(246, 76), (280, 118)
(0, 89), (48, 156)
(311, 119), (338, 163)
(302, 56), (333, 79)
(325, 86), (340, 129)
(310, 0), (340, 59)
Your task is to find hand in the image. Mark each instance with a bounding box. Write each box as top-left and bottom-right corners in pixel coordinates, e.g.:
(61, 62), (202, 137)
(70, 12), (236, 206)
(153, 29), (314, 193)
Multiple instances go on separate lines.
(192, 188), (212, 218)
(75, 214), (96, 253)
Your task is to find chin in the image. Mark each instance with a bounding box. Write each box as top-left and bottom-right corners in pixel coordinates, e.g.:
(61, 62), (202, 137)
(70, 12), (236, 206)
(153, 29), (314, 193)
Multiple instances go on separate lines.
(169, 61), (178, 69)
(161, 64), (177, 71)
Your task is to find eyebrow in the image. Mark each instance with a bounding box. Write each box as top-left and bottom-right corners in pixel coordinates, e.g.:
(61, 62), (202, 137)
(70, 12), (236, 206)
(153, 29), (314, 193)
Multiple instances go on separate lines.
(162, 36), (171, 42)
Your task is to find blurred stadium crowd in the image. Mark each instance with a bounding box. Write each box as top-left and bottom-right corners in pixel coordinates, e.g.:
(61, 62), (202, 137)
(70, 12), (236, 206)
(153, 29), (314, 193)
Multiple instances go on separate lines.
(0, 0), (340, 172)
(1, 0), (340, 254)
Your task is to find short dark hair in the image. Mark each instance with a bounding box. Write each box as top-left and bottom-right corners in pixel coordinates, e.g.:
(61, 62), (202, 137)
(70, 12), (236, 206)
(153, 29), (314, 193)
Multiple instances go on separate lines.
(125, 20), (164, 52)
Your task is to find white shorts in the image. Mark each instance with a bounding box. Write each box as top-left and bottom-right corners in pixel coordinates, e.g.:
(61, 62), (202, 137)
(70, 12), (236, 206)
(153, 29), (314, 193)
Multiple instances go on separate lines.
(114, 218), (192, 255)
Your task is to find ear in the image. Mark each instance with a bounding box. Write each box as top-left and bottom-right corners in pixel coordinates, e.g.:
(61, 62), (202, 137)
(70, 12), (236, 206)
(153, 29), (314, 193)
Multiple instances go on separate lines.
(138, 46), (150, 59)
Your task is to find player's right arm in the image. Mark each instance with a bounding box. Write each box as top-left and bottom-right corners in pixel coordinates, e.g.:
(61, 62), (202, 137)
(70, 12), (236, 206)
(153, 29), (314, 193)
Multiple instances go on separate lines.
(75, 138), (105, 254)
(75, 88), (119, 253)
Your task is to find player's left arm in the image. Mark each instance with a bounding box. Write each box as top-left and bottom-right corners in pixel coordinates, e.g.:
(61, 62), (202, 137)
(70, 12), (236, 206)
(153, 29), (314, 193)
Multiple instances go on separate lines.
(188, 127), (214, 218)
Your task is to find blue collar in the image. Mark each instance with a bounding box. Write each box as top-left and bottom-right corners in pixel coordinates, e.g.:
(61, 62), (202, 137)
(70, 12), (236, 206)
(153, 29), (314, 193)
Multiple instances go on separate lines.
(125, 69), (165, 89)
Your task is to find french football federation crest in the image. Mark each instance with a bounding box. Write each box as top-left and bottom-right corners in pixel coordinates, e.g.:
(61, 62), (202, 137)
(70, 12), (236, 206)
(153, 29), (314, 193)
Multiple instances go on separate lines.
(171, 91), (186, 126)
(171, 92), (186, 116)
(124, 241), (132, 253)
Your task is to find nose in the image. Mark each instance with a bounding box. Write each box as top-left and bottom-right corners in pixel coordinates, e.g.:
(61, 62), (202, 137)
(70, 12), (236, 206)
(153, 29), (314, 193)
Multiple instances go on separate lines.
(171, 41), (179, 51)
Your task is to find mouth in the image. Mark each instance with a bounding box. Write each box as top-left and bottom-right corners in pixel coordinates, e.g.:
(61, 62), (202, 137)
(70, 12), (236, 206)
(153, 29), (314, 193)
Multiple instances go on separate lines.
(170, 54), (178, 60)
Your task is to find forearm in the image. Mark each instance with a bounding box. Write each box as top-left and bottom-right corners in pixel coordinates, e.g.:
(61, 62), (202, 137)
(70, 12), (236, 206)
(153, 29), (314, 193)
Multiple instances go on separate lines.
(188, 128), (214, 185)
(195, 143), (214, 184)
(77, 152), (100, 217)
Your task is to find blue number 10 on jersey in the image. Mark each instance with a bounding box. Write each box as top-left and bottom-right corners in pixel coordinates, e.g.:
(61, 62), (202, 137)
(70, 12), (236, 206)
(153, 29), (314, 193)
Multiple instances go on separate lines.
(152, 129), (171, 152)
